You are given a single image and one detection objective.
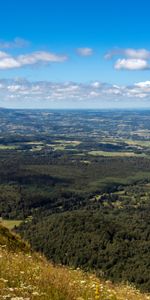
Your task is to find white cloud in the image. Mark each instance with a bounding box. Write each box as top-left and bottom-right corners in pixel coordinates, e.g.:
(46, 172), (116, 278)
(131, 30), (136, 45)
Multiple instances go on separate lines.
(91, 81), (102, 88)
(0, 51), (68, 69)
(0, 38), (30, 49)
(77, 48), (93, 56)
(0, 57), (21, 69)
(18, 51), (68, 65)
(105, 48), (150, 71)
(105, 48), (150, 60)
(135, 81), (150, 88)
(0, 51), (9, 59)
(124, 48), (150, 59)
(115, 58), (149, 70)
(1, 79), (150, 105)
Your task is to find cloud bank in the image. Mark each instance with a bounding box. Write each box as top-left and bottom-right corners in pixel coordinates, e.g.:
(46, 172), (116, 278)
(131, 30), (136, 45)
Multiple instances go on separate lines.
(1, 79), (150, 107)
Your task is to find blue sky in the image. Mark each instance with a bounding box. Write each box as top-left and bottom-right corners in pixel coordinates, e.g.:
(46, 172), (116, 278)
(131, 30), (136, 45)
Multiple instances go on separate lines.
(1, 0), (150, 108)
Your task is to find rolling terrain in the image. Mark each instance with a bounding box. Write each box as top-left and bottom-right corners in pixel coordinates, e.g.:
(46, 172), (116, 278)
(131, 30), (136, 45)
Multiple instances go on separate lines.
(0, 109), (150, 292)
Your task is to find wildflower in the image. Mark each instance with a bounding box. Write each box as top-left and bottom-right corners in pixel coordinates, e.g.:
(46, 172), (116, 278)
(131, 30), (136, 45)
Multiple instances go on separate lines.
(11, 298), (24, 300)
(0, 278), (8, 283)
(8, 287), (14, 291)
(32, 291), (40, 295)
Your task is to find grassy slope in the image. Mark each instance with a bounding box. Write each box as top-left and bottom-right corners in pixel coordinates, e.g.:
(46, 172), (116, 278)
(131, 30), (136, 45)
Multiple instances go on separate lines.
(0, 219), (22, 230)
(0, 225), (150, 300)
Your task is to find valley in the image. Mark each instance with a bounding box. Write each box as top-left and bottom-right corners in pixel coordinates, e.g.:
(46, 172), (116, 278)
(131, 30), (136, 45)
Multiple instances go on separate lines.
(0, 109), (150, 292)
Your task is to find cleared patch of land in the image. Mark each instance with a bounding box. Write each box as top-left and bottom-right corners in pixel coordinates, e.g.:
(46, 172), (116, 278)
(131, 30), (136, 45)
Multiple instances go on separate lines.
(26, 141), (44, 145)
(88, 150), (145, 157)
(121, 139), (150, 147)
(54, 140), (81, 145)
(49, 140), (81, 151)
(0, 145), (18, 150)
(30, 145), (43, 151)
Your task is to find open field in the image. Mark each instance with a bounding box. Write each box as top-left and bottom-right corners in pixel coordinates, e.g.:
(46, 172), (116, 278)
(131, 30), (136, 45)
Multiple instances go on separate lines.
(54, 140), (81, 145)
(0, 145), (18, 150)
(88, 150), (145, 157)
(101, 138), (150, 148)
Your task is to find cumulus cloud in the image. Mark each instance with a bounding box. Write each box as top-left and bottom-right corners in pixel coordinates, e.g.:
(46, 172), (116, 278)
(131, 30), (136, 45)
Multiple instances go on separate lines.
(0, 38), (30, 49)
(0, 51), (68, 69)
(115, 58), (150, 70)
(134, 81), (150, 93)
(90, 81), (102, 88)
(1, 79), (150, 105)
(105, 48), (150, 71)
(76, 48), (93, 56)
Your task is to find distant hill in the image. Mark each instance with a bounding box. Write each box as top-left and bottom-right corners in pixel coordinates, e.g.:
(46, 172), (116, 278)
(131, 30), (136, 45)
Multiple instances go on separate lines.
(0, 224), (149, 300)
(0, 107), (8, 110)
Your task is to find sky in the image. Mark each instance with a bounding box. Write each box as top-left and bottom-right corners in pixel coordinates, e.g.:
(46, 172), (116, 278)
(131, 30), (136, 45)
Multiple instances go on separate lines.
(1, 0), (150, 108)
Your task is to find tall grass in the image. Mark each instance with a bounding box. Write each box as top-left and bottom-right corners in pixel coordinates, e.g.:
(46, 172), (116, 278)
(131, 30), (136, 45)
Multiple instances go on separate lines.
(0, 225), (150, 300)
(0, 244), (150, 300)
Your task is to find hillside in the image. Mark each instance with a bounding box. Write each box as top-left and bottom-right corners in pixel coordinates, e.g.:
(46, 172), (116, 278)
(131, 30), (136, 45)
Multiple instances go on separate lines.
(18, 209), (150, 292)
(0, 225), (150, 300)
(1, 110), (150, 294)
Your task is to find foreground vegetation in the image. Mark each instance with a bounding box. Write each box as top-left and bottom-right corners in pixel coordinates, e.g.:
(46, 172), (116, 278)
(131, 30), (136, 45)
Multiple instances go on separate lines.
(0, 224), (150, 300)
(18, 207), (150, 292)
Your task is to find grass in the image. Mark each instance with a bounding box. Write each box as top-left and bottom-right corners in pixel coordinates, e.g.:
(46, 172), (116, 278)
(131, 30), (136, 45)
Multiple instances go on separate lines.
(31, 146), (43, 152)
(47, 140), (81, 151)
(0, 224), (30, 252)
(88, 151), (145, 157)
(120, 139), (150, 148)
(54, 140), (81, 146)
(0, 145), (18, 150)
(49, 140), (81, 151)
(101, 137), (150, 148)
(0, 225), (150, 300)
(26, 142), (44, 145)
(50, 144), (66, 151)
(0, 219), (22, 230)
